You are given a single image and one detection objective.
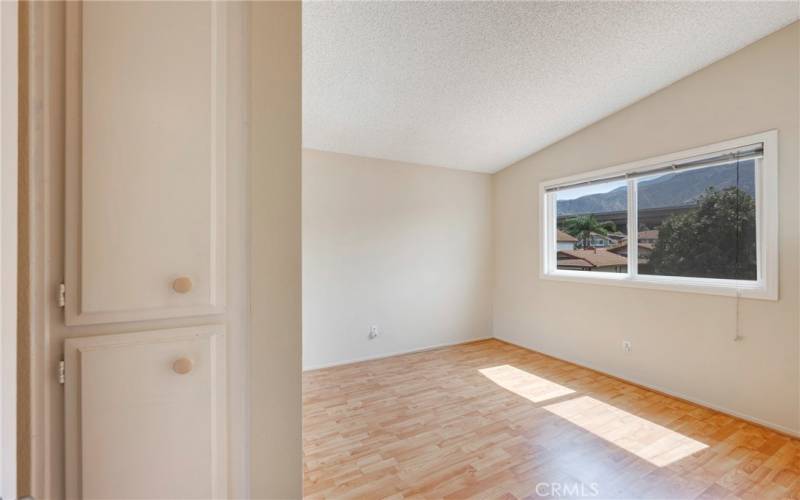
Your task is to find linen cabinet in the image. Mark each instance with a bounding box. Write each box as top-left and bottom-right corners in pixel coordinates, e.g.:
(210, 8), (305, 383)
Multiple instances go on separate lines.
(52, 2), (237, 498)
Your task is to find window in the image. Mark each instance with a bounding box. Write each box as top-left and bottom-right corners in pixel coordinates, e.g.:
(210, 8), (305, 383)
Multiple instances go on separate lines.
(540, 131), (778, 299)
(556, 179), (627, 274)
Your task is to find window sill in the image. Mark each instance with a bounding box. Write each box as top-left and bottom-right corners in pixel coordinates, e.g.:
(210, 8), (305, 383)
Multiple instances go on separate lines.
(540, 270), (777, 301)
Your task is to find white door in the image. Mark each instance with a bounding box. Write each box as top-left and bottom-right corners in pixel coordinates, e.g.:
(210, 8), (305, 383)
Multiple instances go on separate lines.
(64, 326), (226, 499)
(64, 1), (227, 326)
(0, 1), (17, 498)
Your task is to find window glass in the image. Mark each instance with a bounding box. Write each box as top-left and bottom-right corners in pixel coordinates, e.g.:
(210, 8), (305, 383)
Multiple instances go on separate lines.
(636, 160), (756, 280)
(555, 179), (628, 273)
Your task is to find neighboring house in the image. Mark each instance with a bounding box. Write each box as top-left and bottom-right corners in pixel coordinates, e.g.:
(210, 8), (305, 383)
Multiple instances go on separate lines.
(607, 231), (627, 242)
(638, 229), (659, 245)
(607, 241), (656, 273)
(607, 241), (654, 261)
(556, 248), (628, 272)
(557, 229), (578, 250)
(575, 232), (617, 249)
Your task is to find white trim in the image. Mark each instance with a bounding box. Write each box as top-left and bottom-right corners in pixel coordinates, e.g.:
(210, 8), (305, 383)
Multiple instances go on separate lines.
(627, 178), (638, 281)
(540, 131), (779, 300)
(0, 2), (18, 498)
(495, 336), (800, 438)
(303, 337), (492, 372)
(223, 3), (250, 498)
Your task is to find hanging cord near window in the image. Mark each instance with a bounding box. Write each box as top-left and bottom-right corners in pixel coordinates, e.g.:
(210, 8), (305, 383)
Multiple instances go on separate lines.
(733, 156), (744, 342)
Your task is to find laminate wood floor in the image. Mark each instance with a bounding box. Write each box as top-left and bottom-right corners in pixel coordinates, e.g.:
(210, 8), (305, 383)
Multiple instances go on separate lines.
(303, 339), (800, 499)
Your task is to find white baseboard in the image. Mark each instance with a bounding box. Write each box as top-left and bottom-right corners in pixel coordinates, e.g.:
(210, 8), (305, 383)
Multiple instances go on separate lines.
(495, 336), (800, 439)
(303, 336), (492, 372)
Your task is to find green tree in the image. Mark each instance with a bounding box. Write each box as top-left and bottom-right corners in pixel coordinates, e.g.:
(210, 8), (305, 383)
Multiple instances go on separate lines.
(649, 187), (756, 279)
(562, 215), (617, 249)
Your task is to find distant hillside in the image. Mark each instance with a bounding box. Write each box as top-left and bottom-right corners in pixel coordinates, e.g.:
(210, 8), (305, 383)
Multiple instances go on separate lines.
(557, 161), (755, 216)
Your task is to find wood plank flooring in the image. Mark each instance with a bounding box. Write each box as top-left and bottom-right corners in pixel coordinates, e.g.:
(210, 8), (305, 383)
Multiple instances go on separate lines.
(303, 339), (800, 499)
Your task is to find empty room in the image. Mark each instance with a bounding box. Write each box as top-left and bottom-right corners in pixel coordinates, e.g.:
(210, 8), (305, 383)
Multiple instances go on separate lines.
(301, 2), (800, 499)
(5, 1), (800, 499)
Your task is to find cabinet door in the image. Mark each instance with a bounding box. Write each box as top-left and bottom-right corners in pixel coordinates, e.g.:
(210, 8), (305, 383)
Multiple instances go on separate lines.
(64, 326), (226, 499)
(64, 1), (226, 325)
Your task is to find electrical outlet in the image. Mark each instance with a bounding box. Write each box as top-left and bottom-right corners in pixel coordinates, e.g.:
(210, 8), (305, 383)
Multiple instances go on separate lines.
(622, 340), (632, 353)
(368, 325), (379, 339)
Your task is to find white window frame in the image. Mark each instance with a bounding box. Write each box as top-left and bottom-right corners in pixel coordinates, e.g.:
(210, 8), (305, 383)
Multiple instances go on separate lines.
(540, 130), (778, 300)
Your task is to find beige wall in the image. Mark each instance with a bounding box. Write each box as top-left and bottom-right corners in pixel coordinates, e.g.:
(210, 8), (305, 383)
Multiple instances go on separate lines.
(250, 2), (302, 498)
(493, 23), (800, 433)
(303, 150), (493, 369)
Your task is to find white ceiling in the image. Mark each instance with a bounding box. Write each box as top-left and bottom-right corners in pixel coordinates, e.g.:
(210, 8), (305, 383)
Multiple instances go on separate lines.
(303, 1), (799, 173)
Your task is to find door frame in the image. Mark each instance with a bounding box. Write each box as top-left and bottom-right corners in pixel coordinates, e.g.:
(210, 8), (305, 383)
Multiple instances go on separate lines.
(0, 0), (18, 498)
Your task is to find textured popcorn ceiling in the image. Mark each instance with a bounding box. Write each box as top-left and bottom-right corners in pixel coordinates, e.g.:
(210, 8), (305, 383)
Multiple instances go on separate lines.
(303, 1), (798, 173)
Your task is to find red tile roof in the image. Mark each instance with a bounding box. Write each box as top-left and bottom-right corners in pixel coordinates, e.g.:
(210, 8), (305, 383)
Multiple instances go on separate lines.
(556, 258), (594, 269)
(557, 249), (628, 268)
(606, 241), (655, 254)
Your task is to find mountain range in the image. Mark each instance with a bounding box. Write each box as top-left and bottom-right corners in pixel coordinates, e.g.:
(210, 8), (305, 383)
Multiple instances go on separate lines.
(556, 160), (756, 216)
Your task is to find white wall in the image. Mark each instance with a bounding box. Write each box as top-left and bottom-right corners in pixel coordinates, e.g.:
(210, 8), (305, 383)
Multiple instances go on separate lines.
(493, 23), (800, 434)
(303, 150), (493, 370)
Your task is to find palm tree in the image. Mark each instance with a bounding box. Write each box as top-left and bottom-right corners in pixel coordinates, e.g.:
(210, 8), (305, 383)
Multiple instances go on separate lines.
(562, 215), (617, 249)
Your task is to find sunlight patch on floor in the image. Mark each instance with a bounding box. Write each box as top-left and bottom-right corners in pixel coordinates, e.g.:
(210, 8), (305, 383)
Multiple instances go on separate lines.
(543, 395), (708, 466)
(479, 364), (575, 403)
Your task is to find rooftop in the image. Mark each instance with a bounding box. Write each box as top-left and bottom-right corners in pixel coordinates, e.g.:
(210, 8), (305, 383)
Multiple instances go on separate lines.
(557, 230), (577, 243)
(557, 249), (628, 269)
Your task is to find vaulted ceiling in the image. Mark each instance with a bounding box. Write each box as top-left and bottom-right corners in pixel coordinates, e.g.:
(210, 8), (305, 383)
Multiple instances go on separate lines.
(303, 1), (798, 173)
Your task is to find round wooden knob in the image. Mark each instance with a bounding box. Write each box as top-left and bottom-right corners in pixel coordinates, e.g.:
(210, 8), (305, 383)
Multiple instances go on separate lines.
(172, 357), (193, 375)
(172, 276), (193, 294)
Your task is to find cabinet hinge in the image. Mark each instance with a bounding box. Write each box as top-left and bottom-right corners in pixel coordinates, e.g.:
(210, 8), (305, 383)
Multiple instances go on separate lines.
(57, 282), (66, 308)
(58, 360), (65, 385)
